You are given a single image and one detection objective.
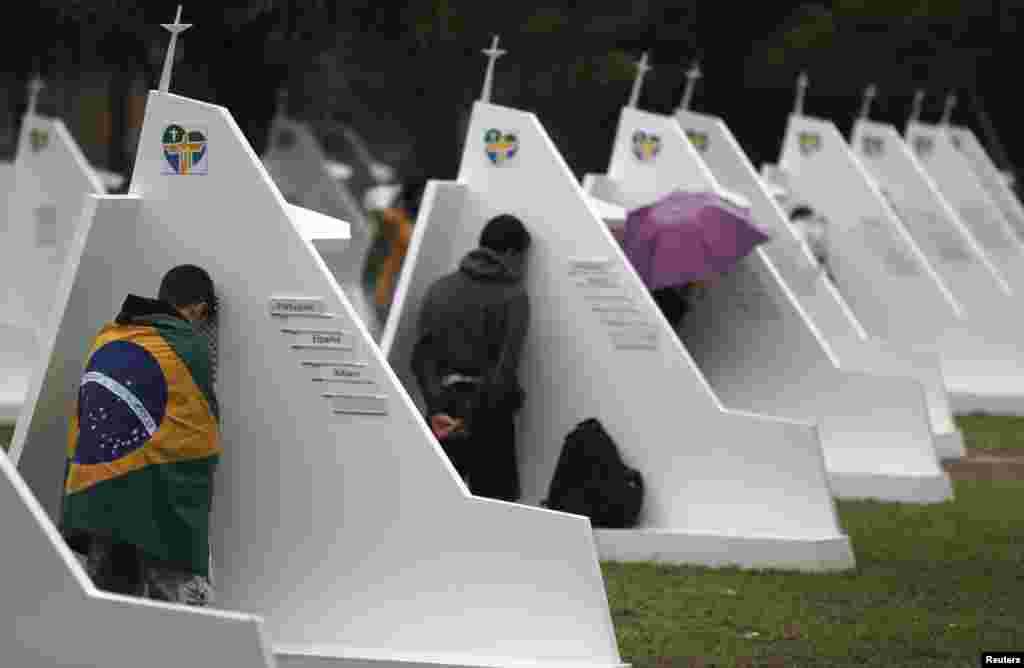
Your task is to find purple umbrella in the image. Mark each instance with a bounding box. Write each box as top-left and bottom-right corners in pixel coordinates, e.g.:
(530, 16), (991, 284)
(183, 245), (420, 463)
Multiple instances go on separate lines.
(622, 190), (770, 290)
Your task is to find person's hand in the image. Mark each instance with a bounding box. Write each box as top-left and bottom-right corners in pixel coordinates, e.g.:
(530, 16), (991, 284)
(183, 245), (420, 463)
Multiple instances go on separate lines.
(429, 414), (463, 440)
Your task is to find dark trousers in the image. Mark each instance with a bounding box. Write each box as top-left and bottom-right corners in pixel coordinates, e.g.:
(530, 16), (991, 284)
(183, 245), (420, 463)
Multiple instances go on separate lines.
(651, 286), (691, 329)
(64, 530), (213, 605)
(436, 383), (521, 502)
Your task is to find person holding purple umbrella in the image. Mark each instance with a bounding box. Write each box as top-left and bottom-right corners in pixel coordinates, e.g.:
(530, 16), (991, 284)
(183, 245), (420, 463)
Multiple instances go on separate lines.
(621, 190), (770, 327)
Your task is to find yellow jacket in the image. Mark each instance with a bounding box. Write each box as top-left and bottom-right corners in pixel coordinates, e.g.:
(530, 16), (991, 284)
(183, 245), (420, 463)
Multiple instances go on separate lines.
(375, 207), (414, 308)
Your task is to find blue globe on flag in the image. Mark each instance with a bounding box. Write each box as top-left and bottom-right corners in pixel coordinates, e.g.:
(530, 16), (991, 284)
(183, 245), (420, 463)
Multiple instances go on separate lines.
(75, 340), (169, 465)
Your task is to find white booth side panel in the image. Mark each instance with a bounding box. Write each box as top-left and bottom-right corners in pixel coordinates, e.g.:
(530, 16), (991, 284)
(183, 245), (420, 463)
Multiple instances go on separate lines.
(602, 108), (948, 500)
(263, 115), (380, 338)
(13, 91), (623, 668)
(687, 126), (960, 448)
(383, 101), (854, 572)
(951, 127), (1024, 242)
(853, 120), (1013, 314)
(907, 121), (1024, 290)
(780, 115), (961, 344)
(1, 212), (274, 668)
(10, 117), (104, 330)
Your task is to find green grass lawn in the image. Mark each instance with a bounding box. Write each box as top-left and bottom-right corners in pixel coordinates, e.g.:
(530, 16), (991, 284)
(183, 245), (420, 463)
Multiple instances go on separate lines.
(955, 413), (1024, 452)
(604, 416), (1024, 667)
(0, 425), (13, 452)
(604, 478), (1024, 667)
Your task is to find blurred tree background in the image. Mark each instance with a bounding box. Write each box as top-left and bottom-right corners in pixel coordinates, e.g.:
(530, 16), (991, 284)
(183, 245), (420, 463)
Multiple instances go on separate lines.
(0, 1), (1019, 189)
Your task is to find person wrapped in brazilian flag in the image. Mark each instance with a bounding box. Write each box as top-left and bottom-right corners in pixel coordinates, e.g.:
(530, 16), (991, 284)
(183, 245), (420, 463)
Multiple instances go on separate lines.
(62, 265), (220, 606)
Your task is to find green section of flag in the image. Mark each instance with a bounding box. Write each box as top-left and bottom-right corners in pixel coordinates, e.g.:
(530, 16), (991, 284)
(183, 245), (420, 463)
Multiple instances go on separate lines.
(62, 457), (218, 576)
(64, 316), (221, 577)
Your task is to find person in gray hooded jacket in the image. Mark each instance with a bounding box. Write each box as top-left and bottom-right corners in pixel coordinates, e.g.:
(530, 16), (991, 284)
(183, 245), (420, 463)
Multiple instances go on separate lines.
(411, 214), (531, 502)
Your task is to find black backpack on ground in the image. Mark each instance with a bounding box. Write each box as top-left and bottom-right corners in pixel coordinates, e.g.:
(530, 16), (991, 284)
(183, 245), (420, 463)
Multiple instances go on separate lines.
(542, 418), (644, 529)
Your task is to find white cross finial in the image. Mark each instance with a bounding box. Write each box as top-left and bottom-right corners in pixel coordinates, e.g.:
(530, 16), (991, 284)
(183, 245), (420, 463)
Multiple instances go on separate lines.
(480, 35), (507, 103)
(26, 75), (45, 118)
(859, 83), (878, 120)
(677, 61), (702, 112)
(158, 5), (192, 93)
(940, 92), (958, 126)
(627, 52), (652, 108)
(908, 89), (926, 128)
(794, 72), (809, 115)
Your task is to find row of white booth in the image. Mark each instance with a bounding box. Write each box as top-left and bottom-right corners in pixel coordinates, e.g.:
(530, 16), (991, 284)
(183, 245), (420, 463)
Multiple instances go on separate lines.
(1, 59), (1022, 667)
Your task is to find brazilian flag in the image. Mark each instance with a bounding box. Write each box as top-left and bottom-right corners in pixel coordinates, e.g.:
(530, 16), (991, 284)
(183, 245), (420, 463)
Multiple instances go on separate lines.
(62, 315), (221, 576)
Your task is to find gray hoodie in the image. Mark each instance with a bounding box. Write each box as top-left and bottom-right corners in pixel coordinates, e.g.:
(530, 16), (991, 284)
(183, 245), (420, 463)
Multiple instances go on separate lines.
(413, 247), (530, 415)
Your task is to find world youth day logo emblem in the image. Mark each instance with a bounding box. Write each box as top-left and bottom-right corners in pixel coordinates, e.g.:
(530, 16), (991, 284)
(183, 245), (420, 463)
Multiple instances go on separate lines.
(685, 130), (708, 154)
(29, 128), (49, 153)
(797, 132), (821, 156)
(161, 124), (208, 175)
(632, 130), (662, 161)
(484, 129), (519, 165)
